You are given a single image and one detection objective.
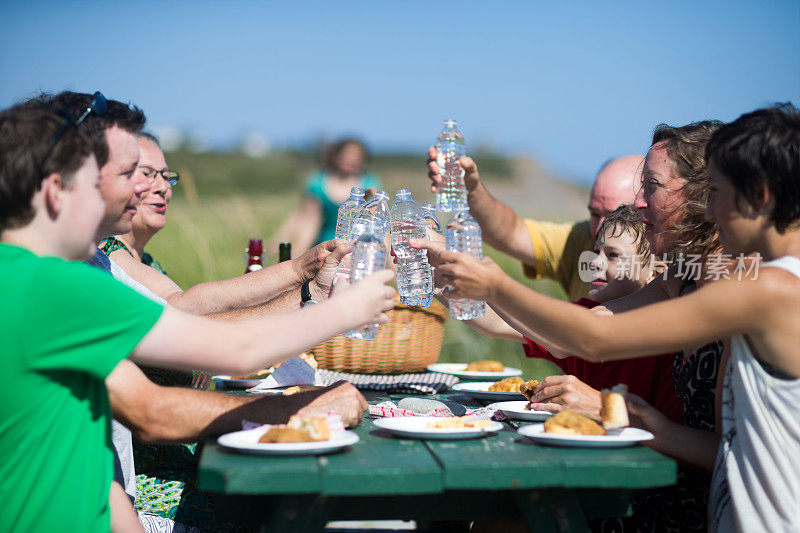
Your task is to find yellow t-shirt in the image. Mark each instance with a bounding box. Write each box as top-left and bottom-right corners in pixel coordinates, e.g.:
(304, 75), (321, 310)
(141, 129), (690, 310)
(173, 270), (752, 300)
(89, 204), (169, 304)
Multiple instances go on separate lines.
(522, 219), (593, 301)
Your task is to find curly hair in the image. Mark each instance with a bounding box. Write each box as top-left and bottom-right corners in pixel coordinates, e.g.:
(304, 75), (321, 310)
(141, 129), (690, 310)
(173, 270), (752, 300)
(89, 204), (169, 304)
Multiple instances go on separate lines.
(651, 120), (724, 257)
(596, 204), (651, 262)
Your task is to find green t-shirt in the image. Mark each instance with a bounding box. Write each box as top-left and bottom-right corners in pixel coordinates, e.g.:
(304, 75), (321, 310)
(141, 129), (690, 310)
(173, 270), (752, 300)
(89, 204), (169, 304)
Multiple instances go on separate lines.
(0, 244), (164, 532)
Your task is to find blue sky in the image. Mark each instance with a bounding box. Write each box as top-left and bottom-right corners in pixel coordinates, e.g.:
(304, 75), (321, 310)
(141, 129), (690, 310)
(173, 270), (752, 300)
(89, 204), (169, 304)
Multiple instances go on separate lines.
(1, 0), (798, 183)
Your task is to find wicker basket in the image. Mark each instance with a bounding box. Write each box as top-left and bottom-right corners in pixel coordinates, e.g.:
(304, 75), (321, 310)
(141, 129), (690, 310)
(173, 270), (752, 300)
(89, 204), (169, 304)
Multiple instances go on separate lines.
(309, 295), (449, 374)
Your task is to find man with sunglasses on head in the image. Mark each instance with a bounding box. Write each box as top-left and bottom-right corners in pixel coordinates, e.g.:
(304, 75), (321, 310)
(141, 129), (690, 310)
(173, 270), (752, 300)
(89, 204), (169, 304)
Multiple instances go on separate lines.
(23, 91), (368, 530)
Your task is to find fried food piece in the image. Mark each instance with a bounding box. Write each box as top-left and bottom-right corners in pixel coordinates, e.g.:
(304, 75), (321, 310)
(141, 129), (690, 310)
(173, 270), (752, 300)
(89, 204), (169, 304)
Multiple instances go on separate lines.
(258, 415), (330, 443)
(543, 411), (606, 436)
(282, 385), (324, 396)
(601, 384), (630, 429)
(259, 427), (313, 443)
(519, 379), (541, 401)
(235, 367), (273, 380)
(465, 360), (505, 372)
(427, 416), (492, 429)
(287, 415), (330, 440)
(489, 376), (525, 392)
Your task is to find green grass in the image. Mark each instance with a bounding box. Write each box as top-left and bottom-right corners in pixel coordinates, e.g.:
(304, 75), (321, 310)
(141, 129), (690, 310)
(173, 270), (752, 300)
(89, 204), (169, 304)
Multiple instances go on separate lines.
(149, 151), (563, 381)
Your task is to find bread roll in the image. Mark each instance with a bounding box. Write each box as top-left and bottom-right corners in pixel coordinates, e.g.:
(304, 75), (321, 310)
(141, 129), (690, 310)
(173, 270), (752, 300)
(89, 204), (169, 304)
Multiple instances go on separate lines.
(601, 384), (630, 429)
(465, 360), (505, 372)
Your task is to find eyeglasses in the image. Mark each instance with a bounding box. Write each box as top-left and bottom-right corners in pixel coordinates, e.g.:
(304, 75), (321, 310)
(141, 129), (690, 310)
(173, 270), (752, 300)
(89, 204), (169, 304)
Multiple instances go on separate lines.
(139, 165), (180, 187)
(39, 91), (108, 177)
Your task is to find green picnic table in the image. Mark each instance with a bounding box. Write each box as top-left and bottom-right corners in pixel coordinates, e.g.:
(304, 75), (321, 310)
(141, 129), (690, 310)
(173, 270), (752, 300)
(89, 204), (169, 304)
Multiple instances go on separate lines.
(198, 389), (676, 532)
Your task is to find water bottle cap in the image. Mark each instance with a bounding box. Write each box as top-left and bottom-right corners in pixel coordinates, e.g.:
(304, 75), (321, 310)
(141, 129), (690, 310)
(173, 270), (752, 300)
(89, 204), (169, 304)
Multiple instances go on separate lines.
(452, 204), (469, 213)
(375, 190), (390, 200)
(421, 203), (436, 211)
(396, 188), (411, 199)
(444, 119), (458, 128)
(350, 186), (365, 197)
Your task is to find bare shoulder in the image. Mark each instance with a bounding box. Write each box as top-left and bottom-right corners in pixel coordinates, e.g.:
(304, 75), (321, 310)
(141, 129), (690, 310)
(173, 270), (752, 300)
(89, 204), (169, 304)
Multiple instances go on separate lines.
(108, 247), (137, 266)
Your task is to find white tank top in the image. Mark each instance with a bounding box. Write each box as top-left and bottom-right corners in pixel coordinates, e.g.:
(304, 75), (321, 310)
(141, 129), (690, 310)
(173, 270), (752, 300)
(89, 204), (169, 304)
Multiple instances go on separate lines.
(710, 256), (800, 532)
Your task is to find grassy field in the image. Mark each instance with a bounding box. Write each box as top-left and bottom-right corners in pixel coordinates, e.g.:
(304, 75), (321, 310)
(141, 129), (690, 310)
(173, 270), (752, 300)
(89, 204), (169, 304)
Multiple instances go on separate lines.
(147, 149), (569, 380)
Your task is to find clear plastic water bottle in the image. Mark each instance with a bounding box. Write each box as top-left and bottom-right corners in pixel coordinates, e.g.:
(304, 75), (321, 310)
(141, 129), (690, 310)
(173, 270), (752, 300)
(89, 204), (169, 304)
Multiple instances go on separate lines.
(445, 206), (485, 320)
(421, 203), (442, 234)
(435, 119), (467, 212)
(345, 221), (387, 340)
(390, 189), (433, 307)
(355, 190), (390, 240)
(334, 187), (366, 240)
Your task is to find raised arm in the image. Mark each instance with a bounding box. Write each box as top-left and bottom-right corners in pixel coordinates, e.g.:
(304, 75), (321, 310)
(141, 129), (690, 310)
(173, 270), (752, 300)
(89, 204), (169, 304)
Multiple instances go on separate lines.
(426, 147), (535, 265)
(131, 269), (396, 376)
(426, 247), (769, 363)
(110, 239), (344, 315)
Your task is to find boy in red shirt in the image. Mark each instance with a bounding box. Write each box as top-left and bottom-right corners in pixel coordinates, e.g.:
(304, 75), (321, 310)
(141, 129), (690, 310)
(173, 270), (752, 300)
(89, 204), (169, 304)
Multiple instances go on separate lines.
(458, 205), (681, 423)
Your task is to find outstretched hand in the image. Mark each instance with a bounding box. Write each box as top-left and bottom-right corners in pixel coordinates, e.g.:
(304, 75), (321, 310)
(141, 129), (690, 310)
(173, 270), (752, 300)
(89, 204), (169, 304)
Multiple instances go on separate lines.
(339, 269), (396, 327)
(625, 393), (670, 435)
(426, 146), (481, 194)
(527, 375), (602, 420)
(411, 239), (504, 301)
(296, 381), (368, 428)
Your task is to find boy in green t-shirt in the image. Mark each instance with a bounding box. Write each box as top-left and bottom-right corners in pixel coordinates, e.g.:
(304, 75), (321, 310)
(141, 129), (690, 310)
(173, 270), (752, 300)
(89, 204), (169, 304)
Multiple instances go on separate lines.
(0, 107), (395, 532)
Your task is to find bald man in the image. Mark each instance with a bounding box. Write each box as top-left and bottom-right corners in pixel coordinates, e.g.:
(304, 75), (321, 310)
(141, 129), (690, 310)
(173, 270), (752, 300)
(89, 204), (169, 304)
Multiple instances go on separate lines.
(427, 149), (643, 299)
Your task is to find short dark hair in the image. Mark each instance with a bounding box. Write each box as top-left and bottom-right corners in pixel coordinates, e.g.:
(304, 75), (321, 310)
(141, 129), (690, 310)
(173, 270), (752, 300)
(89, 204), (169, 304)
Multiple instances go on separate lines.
(20, 91), (145, 168)
(0, 107), (94, 231)
(706, 103), (800, 233)
(651, 120), (724, 256)
(596, 204), (651, 261)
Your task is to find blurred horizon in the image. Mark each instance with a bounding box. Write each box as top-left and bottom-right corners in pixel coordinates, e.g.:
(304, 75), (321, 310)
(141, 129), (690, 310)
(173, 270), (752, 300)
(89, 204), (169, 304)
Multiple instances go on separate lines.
(2, 0), (799, 184)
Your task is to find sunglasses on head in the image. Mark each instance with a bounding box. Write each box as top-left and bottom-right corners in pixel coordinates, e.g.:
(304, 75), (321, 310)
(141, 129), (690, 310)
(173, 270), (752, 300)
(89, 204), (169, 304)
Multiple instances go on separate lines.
(39, 91), (108, 177)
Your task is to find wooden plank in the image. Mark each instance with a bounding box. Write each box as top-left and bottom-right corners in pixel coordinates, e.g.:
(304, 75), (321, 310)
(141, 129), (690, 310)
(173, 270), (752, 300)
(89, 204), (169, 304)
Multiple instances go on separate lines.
(198, 442), (321, 494)
(318, 416), (443, 496)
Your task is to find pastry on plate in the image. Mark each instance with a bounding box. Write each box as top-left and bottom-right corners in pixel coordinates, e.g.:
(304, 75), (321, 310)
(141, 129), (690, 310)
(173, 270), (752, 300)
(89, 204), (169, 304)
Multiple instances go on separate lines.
(258, 415), (330, 443)
(488, 376), (525, 392)
(465, 360), (505, 372)
(543, 411), (606, 436)
(601, 384), (630, 429)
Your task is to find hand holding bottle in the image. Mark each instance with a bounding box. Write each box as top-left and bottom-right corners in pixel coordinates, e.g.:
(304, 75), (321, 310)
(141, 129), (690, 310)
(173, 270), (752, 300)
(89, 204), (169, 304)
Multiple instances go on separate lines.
(335, 269), (396, 328)
(426, 146), (482, 196)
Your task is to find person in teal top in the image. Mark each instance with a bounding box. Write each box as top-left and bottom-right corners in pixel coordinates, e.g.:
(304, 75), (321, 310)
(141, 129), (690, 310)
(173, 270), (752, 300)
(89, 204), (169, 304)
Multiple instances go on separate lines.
(270, 138), (382, 252)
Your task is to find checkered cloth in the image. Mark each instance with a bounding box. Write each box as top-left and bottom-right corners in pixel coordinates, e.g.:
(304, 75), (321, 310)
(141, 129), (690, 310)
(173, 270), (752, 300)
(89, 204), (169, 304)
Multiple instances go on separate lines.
(368, 401), (509, 421)
(316, 369), (459, 395)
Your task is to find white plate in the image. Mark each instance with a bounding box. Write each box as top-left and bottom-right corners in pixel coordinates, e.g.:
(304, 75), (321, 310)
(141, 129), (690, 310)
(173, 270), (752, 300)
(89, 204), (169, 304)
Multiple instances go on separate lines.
(452, 382), (526, 401)
(426, 363), (523, 380)
(211, 375), (268, 389)
(518, 424), (654, 448)
(489, 401), (553, 421)
(373, 416), (504, 440)
(218, 427), (359, 455)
